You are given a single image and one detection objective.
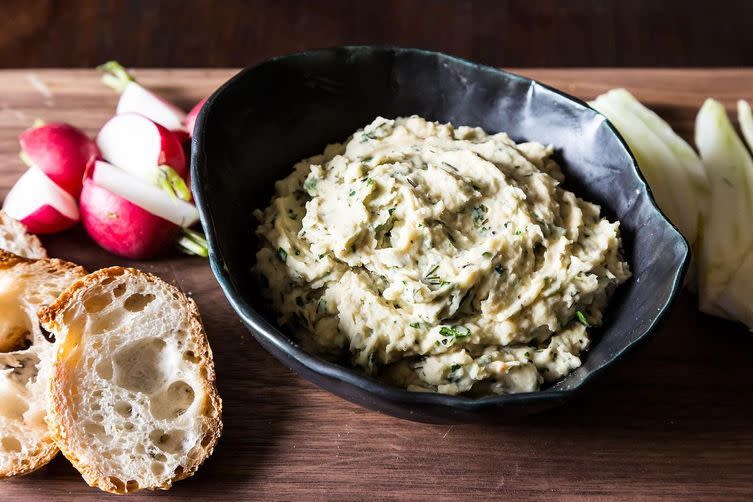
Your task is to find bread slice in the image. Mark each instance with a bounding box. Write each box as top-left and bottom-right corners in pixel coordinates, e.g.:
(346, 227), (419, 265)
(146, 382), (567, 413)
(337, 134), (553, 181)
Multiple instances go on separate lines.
(0, 250), (86, 478)
(0, 211), (46, 259)
(39, 267), (222, 494)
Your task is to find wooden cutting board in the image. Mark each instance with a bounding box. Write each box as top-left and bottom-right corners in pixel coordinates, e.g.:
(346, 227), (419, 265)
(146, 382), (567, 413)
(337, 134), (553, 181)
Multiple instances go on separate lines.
(1, 69), (752, 500)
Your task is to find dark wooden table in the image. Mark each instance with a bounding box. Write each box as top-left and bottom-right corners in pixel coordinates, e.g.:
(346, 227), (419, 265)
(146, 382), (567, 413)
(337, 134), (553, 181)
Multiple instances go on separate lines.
(3, 1), (753, 68)
(1, 69), (753, 500)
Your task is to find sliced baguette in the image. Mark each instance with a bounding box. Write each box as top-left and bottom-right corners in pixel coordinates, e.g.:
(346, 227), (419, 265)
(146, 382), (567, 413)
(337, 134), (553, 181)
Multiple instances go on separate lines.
(0, 211), (46, 259)
(39, 267), (222, 494)
(0, 250), (86, 478)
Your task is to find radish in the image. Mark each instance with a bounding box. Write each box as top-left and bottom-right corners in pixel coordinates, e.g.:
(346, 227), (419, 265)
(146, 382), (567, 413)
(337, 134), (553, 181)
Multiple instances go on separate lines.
(2, 166), (79, 234)
(19, 121), (99, 198)
(98, 61), (187, 132)
(80, 161), (199, 259)
(184, 98), (207, 137)
(90, 161), (198, 227)
(96, 113), (191, 201)
(80, 176), (179, 260)
(172, 129), (191, 146)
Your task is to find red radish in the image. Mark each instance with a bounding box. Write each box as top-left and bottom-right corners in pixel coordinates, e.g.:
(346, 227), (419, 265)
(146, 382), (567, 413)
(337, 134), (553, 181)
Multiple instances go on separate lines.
(80, 161), (199, 259)
(172, 129), (191, 145)
(96, 113), (190, 200)
(19, 121), (99, 198)
(90, 161), (198, 227)
(80, 176), (179, 259)
(98, 61), (187, 132)
(184, 98), (207, 137)
(2, 166), (79, 234)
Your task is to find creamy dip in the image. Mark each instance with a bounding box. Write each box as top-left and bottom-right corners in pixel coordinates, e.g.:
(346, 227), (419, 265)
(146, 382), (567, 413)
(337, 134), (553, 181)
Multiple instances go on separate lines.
(254, 116), (630, 396)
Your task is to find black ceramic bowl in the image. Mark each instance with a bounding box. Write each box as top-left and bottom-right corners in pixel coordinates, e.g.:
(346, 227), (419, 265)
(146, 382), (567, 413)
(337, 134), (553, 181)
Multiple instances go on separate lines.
(191, 47), (689, 423)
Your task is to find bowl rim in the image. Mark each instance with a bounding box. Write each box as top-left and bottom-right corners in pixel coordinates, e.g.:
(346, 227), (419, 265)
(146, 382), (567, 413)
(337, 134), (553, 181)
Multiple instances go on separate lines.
(191, 45), (690, 411)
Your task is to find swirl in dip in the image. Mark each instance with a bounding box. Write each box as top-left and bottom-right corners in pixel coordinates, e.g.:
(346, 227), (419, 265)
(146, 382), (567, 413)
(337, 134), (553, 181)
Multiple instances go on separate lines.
(254, 116), (630, 396)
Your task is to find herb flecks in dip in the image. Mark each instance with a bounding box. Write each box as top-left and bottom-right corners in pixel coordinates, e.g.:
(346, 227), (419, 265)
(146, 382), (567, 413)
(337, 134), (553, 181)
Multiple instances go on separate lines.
(254, 116), (631, 396)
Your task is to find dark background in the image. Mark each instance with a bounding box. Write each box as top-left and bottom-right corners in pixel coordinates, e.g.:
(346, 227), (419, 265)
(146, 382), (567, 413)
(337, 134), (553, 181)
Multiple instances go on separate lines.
(2, 0), (752, 68)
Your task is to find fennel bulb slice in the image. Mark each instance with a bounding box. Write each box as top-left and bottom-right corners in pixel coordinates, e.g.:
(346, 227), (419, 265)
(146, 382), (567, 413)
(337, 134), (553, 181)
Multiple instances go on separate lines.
(591, 94), (700, 245)
(695, 98), (753, 316)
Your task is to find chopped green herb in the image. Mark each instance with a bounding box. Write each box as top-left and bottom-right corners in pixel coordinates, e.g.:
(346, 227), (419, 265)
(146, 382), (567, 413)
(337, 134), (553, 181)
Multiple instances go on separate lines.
(439, 325), (471, 339)
(482, 251), (492, 258)
(424, 264), (443, 285)
(303, 177), (318, 195)
(316, 298), (327, 313)
(472, 205), (488, 226)
(409, 322), (421, 329)
(576, 310), (590, 327)
(349, 190), (356, 197)
(277, 247), (288, 262)
(388, 208), (396, 215)
(515, 229), (523, 236)
(450, 364), (461, 372)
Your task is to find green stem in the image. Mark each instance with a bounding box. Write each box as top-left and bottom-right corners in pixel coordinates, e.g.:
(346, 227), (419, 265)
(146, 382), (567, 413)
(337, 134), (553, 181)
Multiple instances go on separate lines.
(97, 60), (135, 93)
(158, 165), (192, 201)
(158, 174), (176, 201)
(178, 228), (208, 258)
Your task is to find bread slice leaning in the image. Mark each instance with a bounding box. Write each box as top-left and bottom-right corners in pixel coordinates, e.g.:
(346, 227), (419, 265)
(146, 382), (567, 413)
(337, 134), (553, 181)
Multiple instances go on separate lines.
(0, 250), (86, 478)
(0, 211), (46, 259)
(39, 267), (222, 494)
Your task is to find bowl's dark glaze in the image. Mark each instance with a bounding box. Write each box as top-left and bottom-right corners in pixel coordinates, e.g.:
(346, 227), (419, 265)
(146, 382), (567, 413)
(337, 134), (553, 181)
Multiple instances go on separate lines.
(191, 47), (689, 423)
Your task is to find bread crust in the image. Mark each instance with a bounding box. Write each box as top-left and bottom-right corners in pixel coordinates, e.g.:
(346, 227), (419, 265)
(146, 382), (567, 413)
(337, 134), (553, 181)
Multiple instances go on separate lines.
(0, 211), (46, 259)
(40, 266), (223, 494)
(0, 250), (86, 479)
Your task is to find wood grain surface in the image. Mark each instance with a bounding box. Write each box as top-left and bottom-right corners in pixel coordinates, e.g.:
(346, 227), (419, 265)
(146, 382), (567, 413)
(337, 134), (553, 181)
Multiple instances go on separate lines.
(2, 1), (753, 68)
(1, 69), (752, 500)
